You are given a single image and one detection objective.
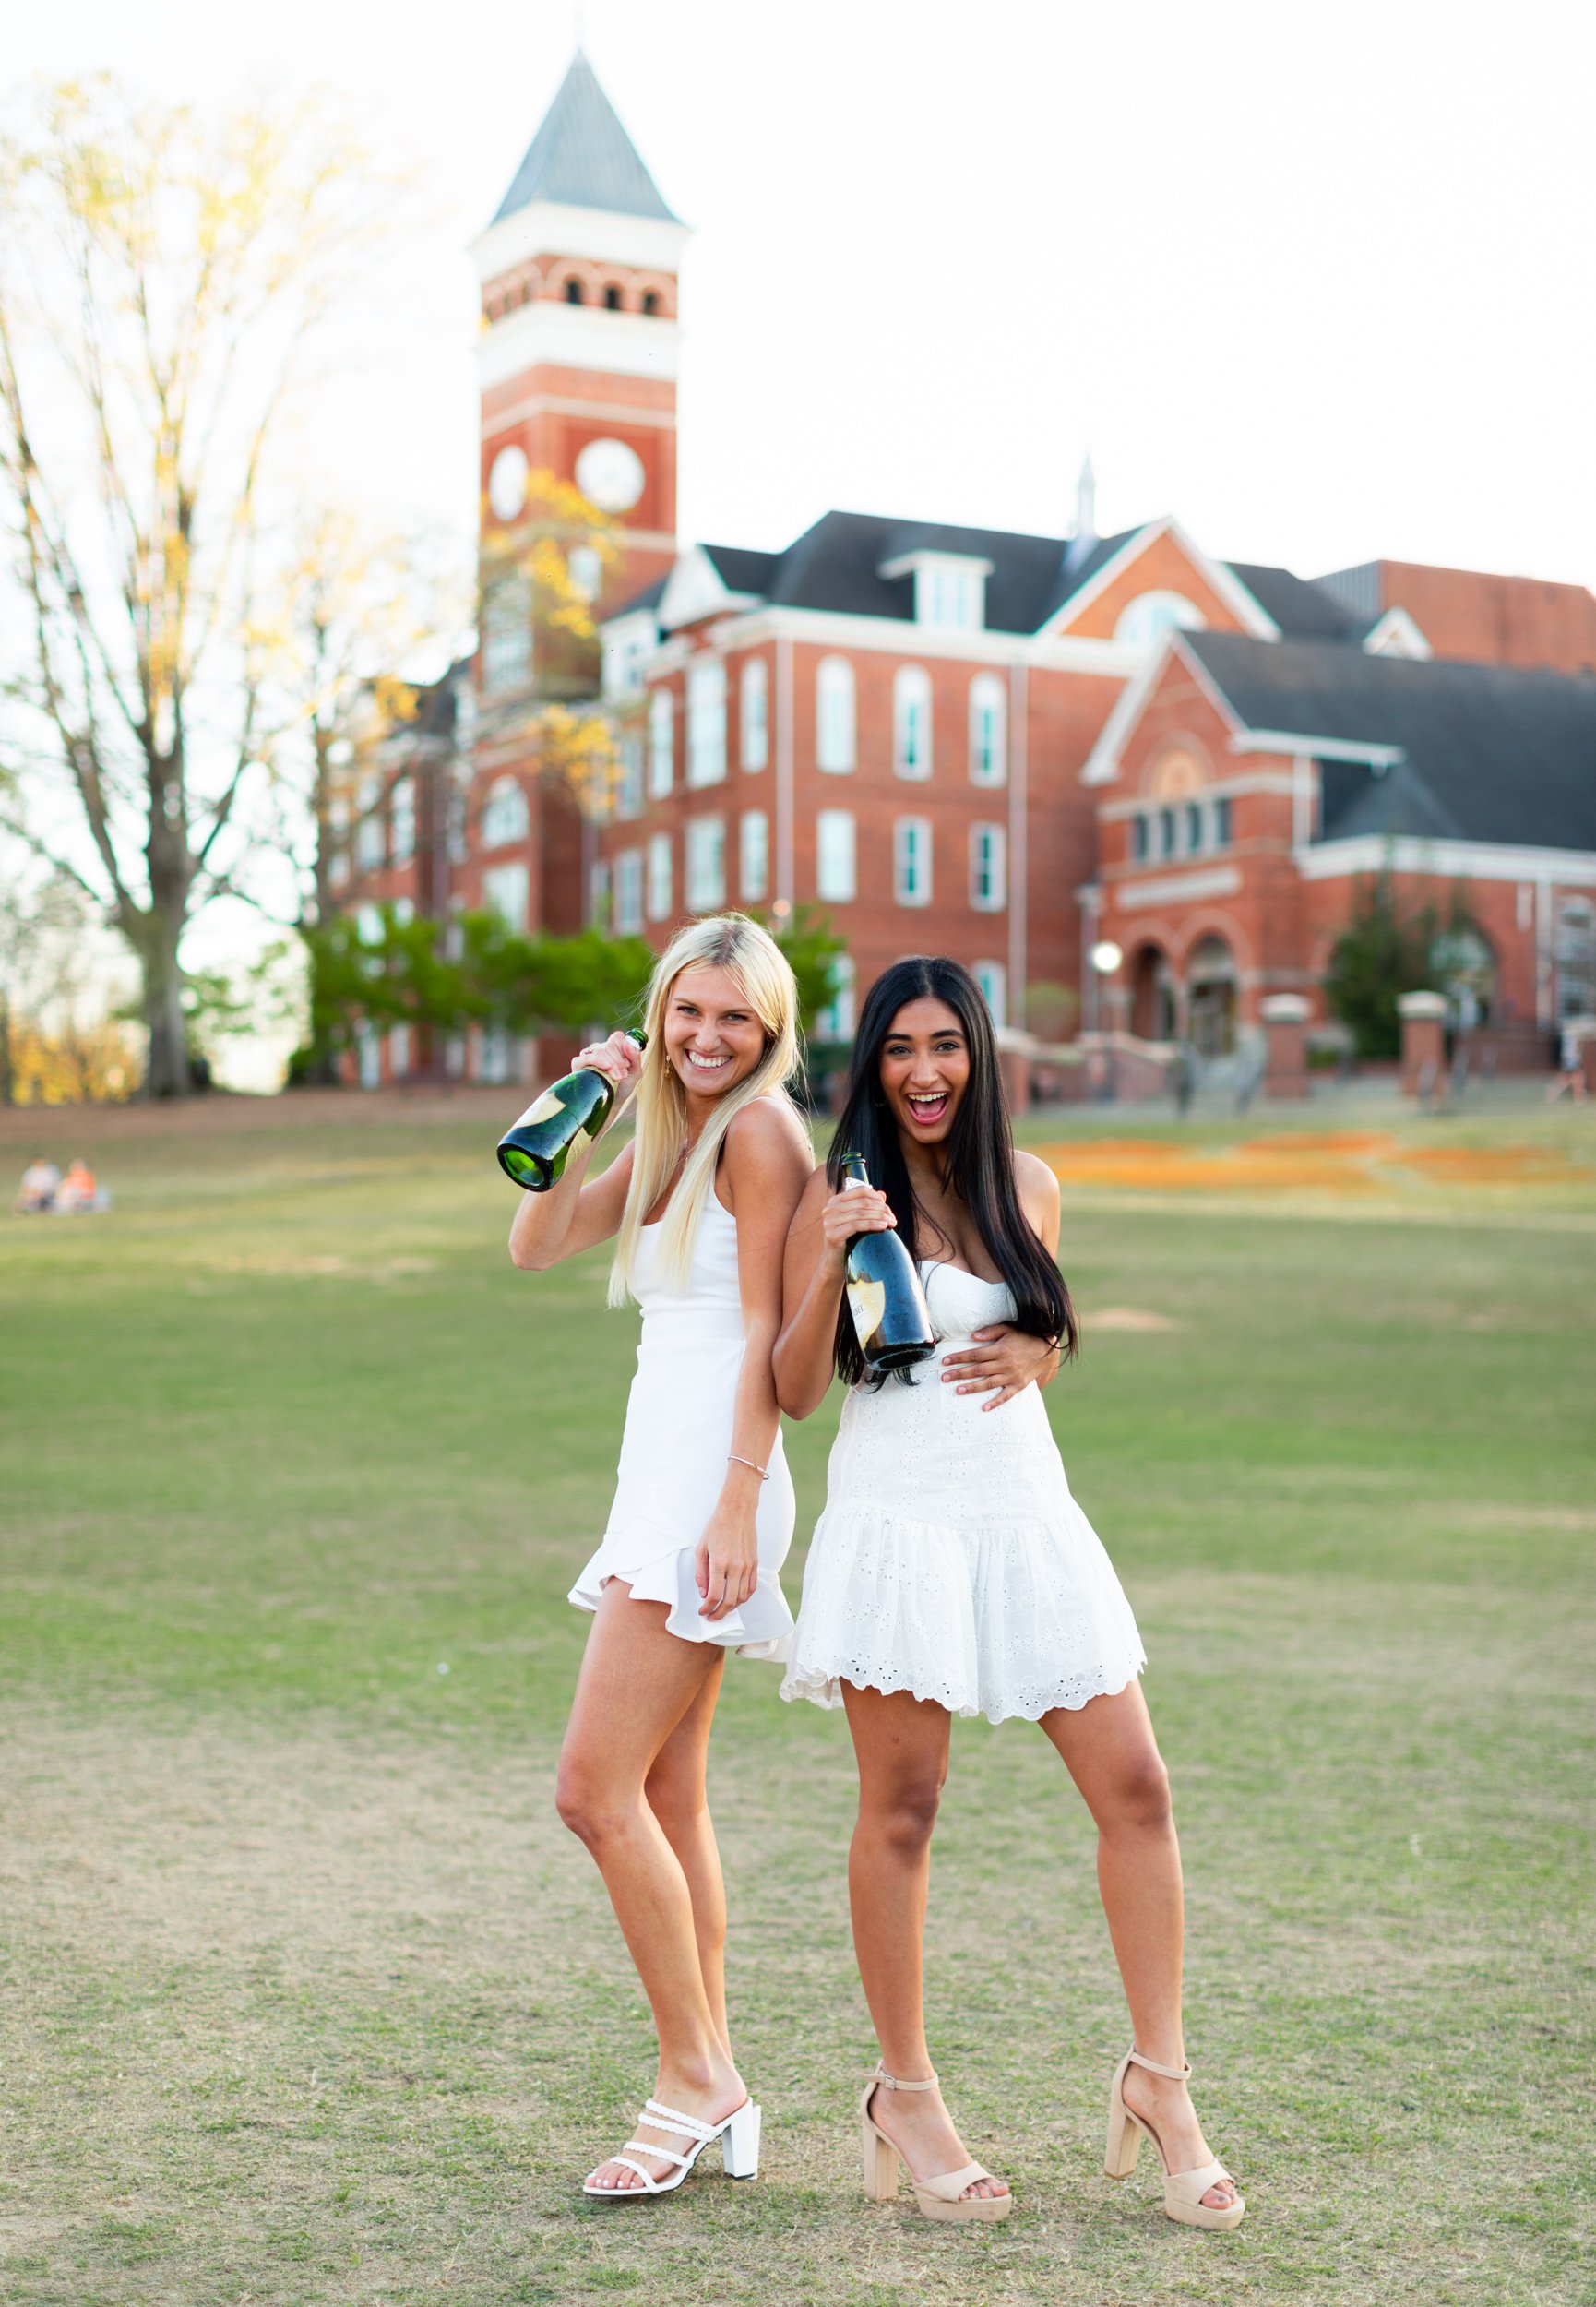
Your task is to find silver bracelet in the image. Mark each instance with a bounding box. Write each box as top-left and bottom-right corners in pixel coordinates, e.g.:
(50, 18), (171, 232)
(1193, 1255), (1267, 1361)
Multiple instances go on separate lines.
(727, 1453), (769, 1483)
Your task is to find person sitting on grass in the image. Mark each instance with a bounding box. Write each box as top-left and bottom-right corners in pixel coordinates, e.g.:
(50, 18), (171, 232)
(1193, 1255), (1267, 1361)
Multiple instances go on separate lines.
(15, 1156), (60, 1213)
(54, 1158), (104, 1213)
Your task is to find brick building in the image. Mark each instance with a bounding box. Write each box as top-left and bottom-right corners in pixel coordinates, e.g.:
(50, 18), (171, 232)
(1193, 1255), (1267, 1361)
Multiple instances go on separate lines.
(338, 52), (1596, 1090)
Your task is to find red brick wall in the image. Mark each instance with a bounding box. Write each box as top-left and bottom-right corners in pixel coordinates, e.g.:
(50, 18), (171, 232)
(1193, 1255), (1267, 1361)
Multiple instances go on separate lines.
(1376, 562), (1596, 675)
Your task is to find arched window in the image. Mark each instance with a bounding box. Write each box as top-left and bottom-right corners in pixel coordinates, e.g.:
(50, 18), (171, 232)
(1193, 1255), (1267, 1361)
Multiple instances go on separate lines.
(1114, 592), (1207, 651)
(816, 810), (856, 902)
(565, 277), (585, 305)
(649, 688), (674, 797)
(739, 809), (768, 902)
(641, 290), (661, 317)
(603, 284), (622, 311)
(740, 656), (768, 770)
(481, 774), (530, 849)
(687, 658), (727, 787)
(968, 674), (1006, 785)
(893, 666), (933, 781)
(816, 656), (855, 773)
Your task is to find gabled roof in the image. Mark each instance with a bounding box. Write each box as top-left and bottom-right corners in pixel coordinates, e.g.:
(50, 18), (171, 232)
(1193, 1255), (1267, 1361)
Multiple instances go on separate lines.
(1186, 631), (1596, 851)
(492, 52), (679, 226)
(1225, 563), (1362, 641)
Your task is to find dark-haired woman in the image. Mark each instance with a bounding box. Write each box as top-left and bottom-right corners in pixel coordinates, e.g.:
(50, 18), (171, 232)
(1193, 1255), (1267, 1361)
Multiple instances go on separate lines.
(774, 957), (1242, 2232)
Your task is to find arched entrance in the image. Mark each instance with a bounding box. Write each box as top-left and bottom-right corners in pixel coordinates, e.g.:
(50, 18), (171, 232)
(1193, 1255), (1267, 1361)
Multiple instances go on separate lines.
(1185, 934), (1238, 1057)
(1128, 942), (1177, 1041)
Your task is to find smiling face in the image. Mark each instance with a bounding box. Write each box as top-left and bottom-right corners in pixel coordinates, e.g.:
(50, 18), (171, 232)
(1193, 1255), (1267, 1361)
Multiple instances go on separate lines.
(878, 996), (971, 1147)
(662, 963), (769, 1103)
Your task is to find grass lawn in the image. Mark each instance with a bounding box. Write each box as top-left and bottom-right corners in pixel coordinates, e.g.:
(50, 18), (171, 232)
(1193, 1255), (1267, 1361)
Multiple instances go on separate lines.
(2, 1093), (1593, 2305)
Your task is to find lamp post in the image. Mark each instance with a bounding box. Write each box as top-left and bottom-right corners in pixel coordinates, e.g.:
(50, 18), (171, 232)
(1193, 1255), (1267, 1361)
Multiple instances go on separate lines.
(1090, 938), (1123, 1103)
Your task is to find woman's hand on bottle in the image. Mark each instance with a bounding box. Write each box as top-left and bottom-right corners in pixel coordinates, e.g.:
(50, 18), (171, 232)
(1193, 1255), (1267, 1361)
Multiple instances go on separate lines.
(574, 1031), (645, 1108)
(940, 1323), (1060, 1409)
(695, 1500), (760, 1620)
(818, 1183), (894, 1268)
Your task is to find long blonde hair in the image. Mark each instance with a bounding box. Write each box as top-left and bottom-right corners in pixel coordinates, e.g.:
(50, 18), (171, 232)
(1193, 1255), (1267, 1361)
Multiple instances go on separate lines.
(608, 914), (804, 1307)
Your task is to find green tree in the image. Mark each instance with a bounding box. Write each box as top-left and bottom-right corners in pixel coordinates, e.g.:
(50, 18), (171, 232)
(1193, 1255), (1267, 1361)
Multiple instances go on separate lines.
(1324, 869), (1479, 1060)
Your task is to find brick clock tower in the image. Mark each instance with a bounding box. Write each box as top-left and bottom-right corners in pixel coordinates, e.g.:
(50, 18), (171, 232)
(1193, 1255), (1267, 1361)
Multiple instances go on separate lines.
(469, 51), (685, 951)
(473, 51), (685, 615)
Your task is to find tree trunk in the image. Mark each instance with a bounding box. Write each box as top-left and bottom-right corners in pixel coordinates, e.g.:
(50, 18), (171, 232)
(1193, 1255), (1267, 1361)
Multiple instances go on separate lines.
(142, 926), (191, 1098)
(0, 988), (12, 1107)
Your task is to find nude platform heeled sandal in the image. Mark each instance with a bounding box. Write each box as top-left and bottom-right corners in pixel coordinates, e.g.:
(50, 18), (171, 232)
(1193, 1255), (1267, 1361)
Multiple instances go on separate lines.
(860, 2065), (1011, 2224)
(1104, 2048), (1245, 2230)
(582, 2095), (761, 2199)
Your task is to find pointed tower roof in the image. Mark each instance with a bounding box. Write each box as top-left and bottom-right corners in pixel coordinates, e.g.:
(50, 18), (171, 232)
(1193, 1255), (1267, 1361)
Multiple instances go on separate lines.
(492, 51), (679, 226)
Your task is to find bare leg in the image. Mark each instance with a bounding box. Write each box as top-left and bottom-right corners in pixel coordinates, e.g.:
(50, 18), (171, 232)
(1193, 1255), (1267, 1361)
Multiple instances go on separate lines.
(555, 1584), (744, 2189)
(644, 1661), (731, 2056)
(840, 1684), (1007, 2203)
(1041, 1680), (1236, 2210)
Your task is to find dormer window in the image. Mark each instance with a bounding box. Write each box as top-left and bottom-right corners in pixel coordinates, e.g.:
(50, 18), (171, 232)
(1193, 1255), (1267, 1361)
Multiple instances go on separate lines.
(565, 278), (585, 305)
(878, 549), (993, 632)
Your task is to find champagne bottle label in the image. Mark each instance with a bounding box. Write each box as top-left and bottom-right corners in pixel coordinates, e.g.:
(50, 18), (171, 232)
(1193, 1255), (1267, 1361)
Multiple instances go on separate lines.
(518, 1084), (569, 1128)
(846, 1276), (887, 1348)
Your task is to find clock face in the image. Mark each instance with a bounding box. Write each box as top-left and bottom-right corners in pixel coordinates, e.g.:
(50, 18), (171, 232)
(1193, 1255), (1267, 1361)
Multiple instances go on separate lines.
(487, 444), (530, 521)
(575, 436), (646, 516)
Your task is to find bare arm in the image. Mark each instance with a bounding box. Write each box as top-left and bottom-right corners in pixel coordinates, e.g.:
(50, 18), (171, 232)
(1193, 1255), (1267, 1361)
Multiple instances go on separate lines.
(772, 1163), (898, 1420)
(506, 1031), (644, 1272)
(694, 1099), (813, 1620)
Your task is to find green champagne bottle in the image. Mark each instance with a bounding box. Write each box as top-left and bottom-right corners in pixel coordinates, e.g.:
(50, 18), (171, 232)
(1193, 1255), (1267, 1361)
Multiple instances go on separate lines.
(840, 1151), (936, 1371)
(496, 1029), (647, 1191)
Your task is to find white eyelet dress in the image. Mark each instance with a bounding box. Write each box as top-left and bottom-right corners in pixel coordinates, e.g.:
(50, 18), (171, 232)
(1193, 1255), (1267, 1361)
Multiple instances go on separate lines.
(568, 1193), (796, 1662)
(780, 1262), (1145, 1722)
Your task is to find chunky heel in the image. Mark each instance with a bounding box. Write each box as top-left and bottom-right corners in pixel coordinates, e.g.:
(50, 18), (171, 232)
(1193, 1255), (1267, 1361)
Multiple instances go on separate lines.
(1103, 2049), (1245, 2231)
(858, 2065), (1010, 2223)
(721, 2098), (761, 2181)
(861, 2116), (900, 2201)
(1103, 2082), (1142, 2180)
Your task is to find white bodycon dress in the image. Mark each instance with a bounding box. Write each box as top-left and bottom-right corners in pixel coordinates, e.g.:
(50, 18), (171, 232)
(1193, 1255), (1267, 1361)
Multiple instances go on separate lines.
(568, 1191), (795, 1662)
(781, 1261), (1144, 1723)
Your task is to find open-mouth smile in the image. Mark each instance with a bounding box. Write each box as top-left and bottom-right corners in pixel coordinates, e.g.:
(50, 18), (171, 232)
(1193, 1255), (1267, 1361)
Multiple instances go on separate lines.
(905, 1089), (951, 1124)
(685, 1049), (733, 1076)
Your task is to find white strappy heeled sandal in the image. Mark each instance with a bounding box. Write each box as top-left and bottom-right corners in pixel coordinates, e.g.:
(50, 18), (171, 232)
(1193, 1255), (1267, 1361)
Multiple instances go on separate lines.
(860, 2065), (1011, 2223)
(1104, 2047), (1245, 2230)
(582, 2094), (761, 2200)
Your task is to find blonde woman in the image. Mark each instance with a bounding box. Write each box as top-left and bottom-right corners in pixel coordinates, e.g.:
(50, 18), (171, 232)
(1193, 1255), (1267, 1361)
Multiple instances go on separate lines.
(507, 914), (811, 2200)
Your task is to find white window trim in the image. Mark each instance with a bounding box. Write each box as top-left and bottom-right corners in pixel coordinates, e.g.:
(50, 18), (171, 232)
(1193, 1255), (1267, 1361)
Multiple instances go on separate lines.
(894, 816), (933, 907)
(893, 666), (934, 782)
(816, 654), (856, 774)
(970, 821), (1006, 912)
(816, 808), (856, 903)
(685, 814), (727, 910)
(646, 831), (673, 922)
(649, 688), (674, 799)
(687, 657), (728, 788)
(968, 673), (1006, 787)
(740, 656), (768, 771)
(739, 808), (769, 902)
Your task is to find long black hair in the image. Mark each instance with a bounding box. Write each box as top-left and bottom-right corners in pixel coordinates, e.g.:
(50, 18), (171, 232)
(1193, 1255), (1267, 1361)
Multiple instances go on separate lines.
(828, 955), (1078, 1387)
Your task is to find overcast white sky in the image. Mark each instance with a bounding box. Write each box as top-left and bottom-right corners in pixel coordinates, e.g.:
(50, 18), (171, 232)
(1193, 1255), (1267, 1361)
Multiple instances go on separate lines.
(13, 0), (1596, 586)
